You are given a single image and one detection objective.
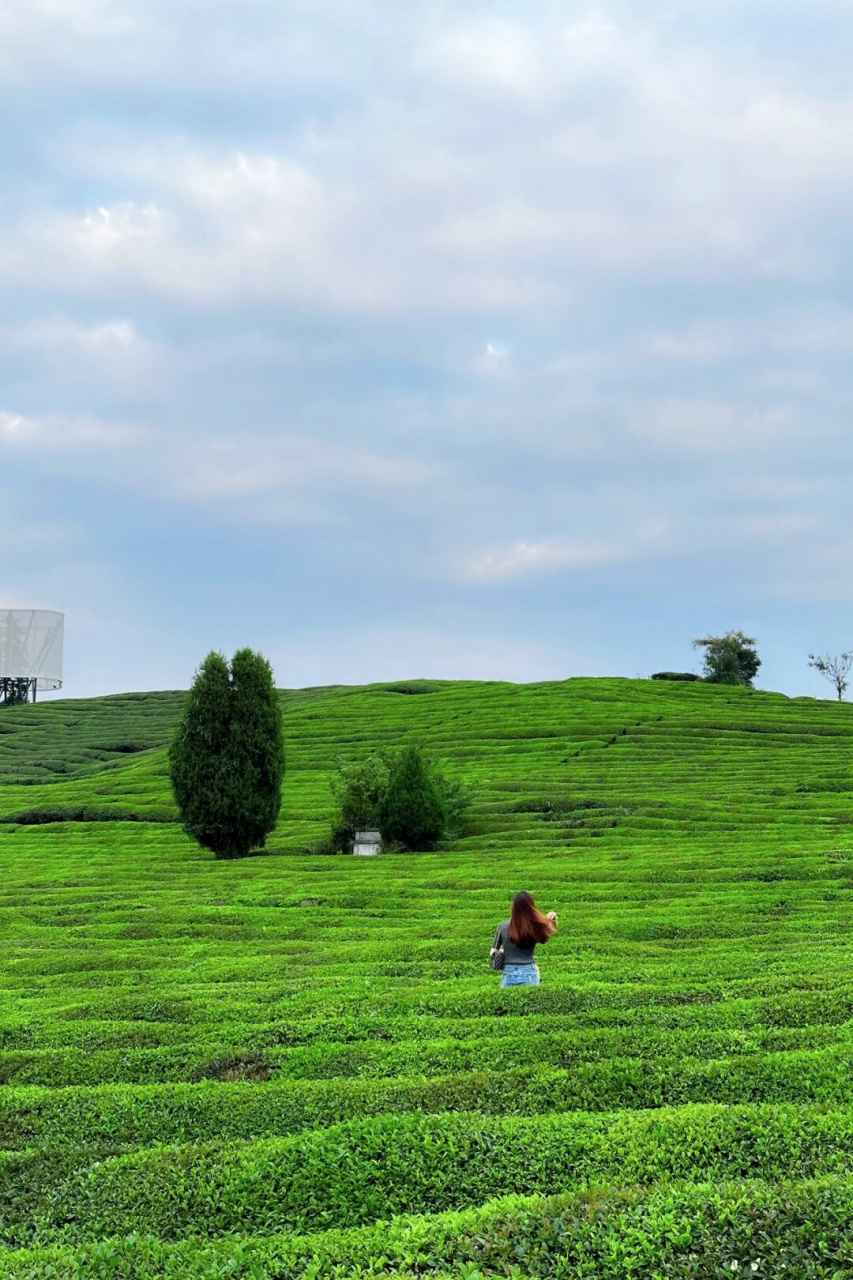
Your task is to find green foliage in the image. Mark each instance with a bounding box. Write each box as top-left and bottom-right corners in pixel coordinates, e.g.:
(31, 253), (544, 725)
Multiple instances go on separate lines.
(228, 647), (286, 853)
(650, 671), (702, 682)
(433, 768), (472, 839)
(0, 678), (34, 707)
(168, 651), (232, 855)
(693, 630), (761, 686)
(326, 747), (470, 852)
(378, 744), (446, 850)
(9, 1103), (853, 1245)
(0, 690), (179, 787)
(4, 1177), (853, 1278)
(7, 676), (853, 1271)
(169, 649), (285, 859)
(328, 753), (391, 851)
(382, 680), (444, 695)
(12, 1046), (853, 1147)
(0, 804), (174, 825)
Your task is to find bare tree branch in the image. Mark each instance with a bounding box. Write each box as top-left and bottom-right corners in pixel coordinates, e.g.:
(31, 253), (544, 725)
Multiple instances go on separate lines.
(807, 652), (853, 701)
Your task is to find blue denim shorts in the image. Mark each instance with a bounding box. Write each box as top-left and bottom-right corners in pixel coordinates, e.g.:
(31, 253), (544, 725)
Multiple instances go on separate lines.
(500, 963), (540, 988)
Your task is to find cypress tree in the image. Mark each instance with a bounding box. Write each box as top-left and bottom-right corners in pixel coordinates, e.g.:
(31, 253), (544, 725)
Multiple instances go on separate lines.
(169, 649), (285, 859)
(378, 745), (446, 850)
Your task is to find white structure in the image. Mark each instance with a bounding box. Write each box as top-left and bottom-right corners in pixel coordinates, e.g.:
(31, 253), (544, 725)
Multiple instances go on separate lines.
(353, 829), (382, 857)
(0, 610), (64, 704)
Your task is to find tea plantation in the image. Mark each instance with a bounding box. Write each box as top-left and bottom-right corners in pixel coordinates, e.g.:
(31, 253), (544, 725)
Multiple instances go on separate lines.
(3, 676), (853, 1277)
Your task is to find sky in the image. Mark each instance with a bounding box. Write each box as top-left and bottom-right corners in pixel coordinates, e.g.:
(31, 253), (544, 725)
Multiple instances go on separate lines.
(3, 0), (853, 698)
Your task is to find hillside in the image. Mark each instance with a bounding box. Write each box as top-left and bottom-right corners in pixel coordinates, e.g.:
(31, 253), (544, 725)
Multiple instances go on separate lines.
(3, 677), (853, 1276)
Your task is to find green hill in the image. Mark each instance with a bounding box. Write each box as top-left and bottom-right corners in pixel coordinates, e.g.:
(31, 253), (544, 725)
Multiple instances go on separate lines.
(2, 677), (853, 1276)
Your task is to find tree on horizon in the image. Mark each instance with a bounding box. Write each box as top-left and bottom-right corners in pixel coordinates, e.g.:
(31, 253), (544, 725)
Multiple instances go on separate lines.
(808, 651), (853, 701)
(692, 631), (761, 687)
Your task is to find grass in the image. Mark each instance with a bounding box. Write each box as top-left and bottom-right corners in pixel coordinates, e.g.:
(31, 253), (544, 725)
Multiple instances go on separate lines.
(2, 676), (853, 1275)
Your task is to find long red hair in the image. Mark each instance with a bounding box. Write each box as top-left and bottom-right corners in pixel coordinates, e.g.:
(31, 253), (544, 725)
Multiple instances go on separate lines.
(508, 891), (555, 948)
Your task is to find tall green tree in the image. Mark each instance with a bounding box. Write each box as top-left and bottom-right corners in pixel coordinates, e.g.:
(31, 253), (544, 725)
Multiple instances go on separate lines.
(692, 631), (761, 687)
(169, 649), (285, 859)
(378, 744), (446, 850)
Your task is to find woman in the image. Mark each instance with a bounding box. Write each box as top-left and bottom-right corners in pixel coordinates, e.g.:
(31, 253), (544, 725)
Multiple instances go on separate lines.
(491, 891), (557, 987)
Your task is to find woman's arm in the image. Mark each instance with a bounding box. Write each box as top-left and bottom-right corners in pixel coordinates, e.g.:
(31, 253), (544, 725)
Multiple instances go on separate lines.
(491, 922), (504, 952)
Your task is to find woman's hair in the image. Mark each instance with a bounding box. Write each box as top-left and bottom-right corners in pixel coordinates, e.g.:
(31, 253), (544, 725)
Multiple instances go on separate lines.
(508, 891), (556, 948)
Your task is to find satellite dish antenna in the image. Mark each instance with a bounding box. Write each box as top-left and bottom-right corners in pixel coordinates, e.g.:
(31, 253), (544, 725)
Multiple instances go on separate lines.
(0, 609), (64, 705)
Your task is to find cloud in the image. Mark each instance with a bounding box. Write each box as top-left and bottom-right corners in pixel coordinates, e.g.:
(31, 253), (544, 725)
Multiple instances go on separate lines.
(5, 0), (853, 698)
(0, 410), (140, 450)
(646, 327), (744, 365)
(630, 400), (801, 453)
(460, 538), (626, 582)
(7, 7), (853, 313)
(645, 311), (853, 367)
(473, 342), (512, 377)
(0, 317), (161, 389)
(1, 155), (358, 306)
(422, 17), (548, 101)
(173, 432), (434, 507)
(0, 407), (435, 528)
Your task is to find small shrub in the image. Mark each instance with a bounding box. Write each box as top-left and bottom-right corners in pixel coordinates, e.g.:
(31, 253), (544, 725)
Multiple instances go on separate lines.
(327, 747), (470, 852)
(382, 681), (443, 695)
(328, 753), (391, 852)
(0, 806), (176, 825)
(650, 672), (703, 682)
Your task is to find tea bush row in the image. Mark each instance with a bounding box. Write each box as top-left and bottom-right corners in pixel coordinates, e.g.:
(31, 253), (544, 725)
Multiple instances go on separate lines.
(8, 1103), (853, 1245)
(0, 1175), (852, 1278)
(8, 976), (853, 1044)
(11, 1048), (853, 1155)
(0, 1008), (845, 1057)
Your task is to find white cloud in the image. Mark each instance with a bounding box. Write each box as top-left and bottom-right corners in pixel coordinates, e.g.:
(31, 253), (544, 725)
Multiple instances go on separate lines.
(2, 156), (353, 306)
(422, 18), (546, 101)
(0, 0), (141, 44)
(6, 8), (853, 312)
(173, 432), (434, 505)
(0, 410), (140, 450)
(473, 342), (512, 377)
(646, 310), (853, 367)
(461, 538), (625, 582)
(5, 0), (853, 698)
(0, 316), (159, 385)
(647, 327), (743, 365)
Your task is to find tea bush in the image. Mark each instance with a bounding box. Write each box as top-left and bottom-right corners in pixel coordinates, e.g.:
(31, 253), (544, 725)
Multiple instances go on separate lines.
(3, 676), (853, 1272)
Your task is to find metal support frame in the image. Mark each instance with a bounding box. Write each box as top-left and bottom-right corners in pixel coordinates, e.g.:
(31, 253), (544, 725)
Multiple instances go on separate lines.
(0, 677), (39, 706)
